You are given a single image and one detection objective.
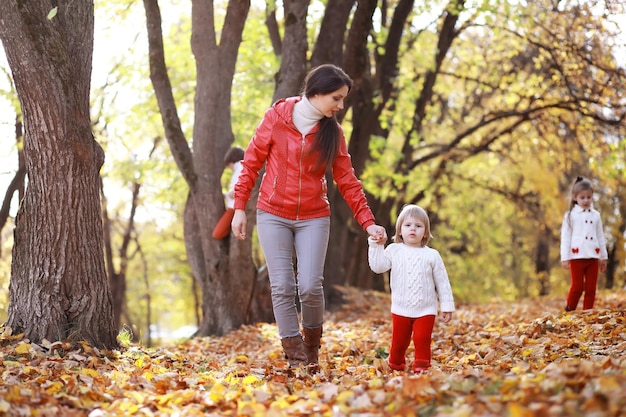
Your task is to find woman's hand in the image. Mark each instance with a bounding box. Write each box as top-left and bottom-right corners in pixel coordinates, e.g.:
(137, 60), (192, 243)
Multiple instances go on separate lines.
(231, 209), (247, 240)
(366, 224), (387, 244)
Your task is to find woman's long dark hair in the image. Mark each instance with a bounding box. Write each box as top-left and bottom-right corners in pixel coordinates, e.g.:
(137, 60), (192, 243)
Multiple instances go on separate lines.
(302, 64), (353, 170)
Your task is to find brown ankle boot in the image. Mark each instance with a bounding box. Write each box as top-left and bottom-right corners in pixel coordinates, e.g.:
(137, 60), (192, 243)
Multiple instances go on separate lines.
(302, 326), (323, 368)
(281, 335), (307, 368)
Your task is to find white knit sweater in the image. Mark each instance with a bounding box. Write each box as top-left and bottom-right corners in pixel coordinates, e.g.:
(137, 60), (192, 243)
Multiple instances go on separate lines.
(368, 238), (455, 318)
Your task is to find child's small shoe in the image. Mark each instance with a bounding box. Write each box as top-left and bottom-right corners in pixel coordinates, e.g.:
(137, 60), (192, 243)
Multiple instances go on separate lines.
(387, 359), (406, 372)
(413, 367), (428, 375)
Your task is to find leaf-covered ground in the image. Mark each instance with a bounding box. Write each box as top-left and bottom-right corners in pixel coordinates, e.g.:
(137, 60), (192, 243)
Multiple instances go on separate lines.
(1, 288), (625, 417)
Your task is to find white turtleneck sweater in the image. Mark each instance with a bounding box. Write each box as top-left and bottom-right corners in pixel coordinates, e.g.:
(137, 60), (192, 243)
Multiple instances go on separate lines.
(368, 237), (455, 318)
(292, 96), (325, 135)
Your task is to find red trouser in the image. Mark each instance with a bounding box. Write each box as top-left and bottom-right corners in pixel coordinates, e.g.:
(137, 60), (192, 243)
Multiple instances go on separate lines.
(388, 313), (435, 372)
(567, 258), (599, 310)
(212, 208), (235, 239)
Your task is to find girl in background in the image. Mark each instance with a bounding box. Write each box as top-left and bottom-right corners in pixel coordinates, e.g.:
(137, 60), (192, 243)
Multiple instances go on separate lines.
(368, 204), (455, 374)
(212, 146), (245, 239)
(560, 176), (608, 311)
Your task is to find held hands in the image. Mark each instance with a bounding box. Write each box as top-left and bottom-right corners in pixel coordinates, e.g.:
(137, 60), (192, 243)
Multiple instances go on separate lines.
(231, 209), (247, 240)
(367, 224), (387, 244)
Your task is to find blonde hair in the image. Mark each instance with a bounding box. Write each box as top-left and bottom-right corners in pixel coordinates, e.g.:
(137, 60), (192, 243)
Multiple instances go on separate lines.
(393, 204), (432, 246)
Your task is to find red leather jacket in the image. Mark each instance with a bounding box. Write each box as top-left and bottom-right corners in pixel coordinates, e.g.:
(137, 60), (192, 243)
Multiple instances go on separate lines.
(234, 96), (376, 232)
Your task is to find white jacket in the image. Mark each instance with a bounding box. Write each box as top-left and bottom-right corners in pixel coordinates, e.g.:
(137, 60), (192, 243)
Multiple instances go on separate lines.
(225, 161), (243, 209)
(560, 205), (608, 261)
(368, 238), (455, 318)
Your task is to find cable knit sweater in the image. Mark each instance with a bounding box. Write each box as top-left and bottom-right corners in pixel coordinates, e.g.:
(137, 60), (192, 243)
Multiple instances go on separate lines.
(368, 238), (455, 318)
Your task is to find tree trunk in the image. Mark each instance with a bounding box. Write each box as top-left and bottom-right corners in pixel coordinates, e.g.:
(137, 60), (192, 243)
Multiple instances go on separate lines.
(272, 0), (310, 102)
(0, 0), (118, 348)
(535, 229), (551, 297)
(144, 0), (271, 336)
(0, 114), (25, 254)
(323, 0), (407, 302)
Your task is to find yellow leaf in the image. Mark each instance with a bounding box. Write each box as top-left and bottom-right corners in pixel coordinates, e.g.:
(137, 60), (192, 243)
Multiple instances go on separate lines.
(47, 7), (58, 20)
(235, 354), (249, 363)
(44, 381), (64, 395)
(336, 390), (354, 404)
(209, 382), (226, 403)
(81, 368), (99, 378)
(0, 400), (10, 412)
(14, 342), (31, 355)
(242, 374), (260, 386)
(507, 402), (533, 417)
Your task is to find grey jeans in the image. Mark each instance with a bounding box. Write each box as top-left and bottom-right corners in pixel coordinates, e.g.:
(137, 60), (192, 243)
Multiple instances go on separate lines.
(257, 210), (330, 338)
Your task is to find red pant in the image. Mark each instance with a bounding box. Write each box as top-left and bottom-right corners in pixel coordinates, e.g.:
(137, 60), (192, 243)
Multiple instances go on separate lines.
(567, 258), (599, 310)
(212, 208), (234, 239)
(388, 314), (435, 372)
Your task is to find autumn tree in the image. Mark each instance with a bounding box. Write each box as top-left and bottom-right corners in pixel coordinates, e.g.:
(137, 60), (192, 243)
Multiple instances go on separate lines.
(336, 0), (626, 297)
(140, 0), (626, 335)
(0, 1), (118, 348)
(143, 0), (262, 336)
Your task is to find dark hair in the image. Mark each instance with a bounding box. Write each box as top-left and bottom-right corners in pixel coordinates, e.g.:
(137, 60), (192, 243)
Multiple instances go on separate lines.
(224, 146), (245, 165)
(569, 176), (593, 210)
(302, 64), (353, 170)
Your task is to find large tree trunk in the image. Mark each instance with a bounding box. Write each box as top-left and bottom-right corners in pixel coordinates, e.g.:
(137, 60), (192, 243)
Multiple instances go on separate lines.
(0, 0), (118, 348)
(144, 0), (267, 336)
(271, 0), (310, 102)
(323, 0), (411, 302)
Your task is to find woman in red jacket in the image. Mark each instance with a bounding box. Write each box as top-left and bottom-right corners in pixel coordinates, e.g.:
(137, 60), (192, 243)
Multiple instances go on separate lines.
(232, 64), (387, 370)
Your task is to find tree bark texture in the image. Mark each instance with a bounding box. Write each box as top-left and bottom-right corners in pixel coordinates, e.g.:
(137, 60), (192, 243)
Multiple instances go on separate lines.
(0, 0), (118, 348)
(272, 0), (310, 102)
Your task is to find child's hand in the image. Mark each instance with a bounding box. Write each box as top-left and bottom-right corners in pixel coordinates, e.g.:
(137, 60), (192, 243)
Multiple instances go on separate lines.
(366, 224), (387, 244)
(561, 261), (569, 269)
(441, 312), (452, 323)
(600, 259), (607, 272)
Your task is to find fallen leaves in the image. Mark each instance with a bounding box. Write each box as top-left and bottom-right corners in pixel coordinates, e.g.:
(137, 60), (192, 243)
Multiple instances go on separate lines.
(1, 288), (625, 416)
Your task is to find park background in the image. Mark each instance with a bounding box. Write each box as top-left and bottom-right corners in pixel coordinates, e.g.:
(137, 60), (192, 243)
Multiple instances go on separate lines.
(0, 0), (625, 347)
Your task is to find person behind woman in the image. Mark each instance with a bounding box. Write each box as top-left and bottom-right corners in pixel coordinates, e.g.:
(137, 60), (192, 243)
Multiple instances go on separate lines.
(560, 176), (608, 311)
(231, 64), (387, 370)
(368, 204), (455, 374)
(212, 146), (245, 239)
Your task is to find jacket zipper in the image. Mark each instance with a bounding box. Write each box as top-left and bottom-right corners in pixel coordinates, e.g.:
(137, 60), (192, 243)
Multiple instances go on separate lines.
(297, 133), (305, 219)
